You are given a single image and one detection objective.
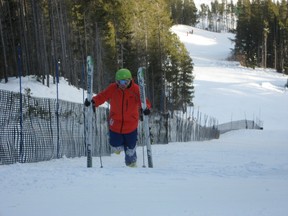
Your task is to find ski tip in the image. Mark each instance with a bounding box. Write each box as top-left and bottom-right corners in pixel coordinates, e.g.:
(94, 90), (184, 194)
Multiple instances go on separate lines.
(86, 56), (94, 64)
(137, 67), (146, 72)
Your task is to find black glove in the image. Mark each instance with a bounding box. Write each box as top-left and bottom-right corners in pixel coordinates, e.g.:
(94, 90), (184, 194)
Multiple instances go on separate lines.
(143, 108), (151, 115)
(84, 98), (91, 107)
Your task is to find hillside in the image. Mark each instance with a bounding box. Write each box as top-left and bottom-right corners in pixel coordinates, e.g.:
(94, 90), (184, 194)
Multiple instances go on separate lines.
(1, 25), (288, 216)
(172, 24), (288, 130)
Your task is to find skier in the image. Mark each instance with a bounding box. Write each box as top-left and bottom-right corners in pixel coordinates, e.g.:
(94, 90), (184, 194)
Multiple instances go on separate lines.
(84, 68), (151, 167)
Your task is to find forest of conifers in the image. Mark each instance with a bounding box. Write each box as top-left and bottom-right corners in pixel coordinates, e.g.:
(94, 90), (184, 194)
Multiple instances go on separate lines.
(199, 0), (288, 73)
(0, 0), (287, 112)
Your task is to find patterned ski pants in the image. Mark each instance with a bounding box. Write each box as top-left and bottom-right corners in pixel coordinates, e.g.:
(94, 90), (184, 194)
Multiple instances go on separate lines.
(109, 129), (137, 165)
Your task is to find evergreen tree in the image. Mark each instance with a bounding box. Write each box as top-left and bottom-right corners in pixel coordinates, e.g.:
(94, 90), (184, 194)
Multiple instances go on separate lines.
(234, 0), (288, 72)
(234, 0), (255, 67)
(169, 0), (198, 26)
(198, 3), (210, 29)
(0, 0), (195, 111)
(276, 0), (288, 73)
(165, 34), (194, 112)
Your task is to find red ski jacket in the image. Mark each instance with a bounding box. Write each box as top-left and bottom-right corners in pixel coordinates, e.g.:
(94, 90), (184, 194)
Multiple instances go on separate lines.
(92, 80), (151, 134)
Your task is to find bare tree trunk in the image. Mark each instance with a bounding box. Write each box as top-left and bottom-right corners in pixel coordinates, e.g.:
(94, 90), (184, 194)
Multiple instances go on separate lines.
(6, 0), (18, 77)
(18, 0), (28, 77)
(49, 0), (56, 84)
(0, 15), (8, 82)
(63, 6), (73, 85)
(95, 23), (105, 92)
(40, 11), (50, 86)
(30, 0), (42, 77)
(56, 0), (68, 81)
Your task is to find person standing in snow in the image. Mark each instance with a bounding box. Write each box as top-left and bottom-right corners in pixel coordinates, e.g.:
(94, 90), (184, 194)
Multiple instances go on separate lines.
(84, 68), (151, 167)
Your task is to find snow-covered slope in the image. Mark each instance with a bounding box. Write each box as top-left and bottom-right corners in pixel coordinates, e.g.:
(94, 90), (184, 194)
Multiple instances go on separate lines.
(172, 24), (288, 130)
(1, 25), (288, 216)
(0, 76), (85, 103)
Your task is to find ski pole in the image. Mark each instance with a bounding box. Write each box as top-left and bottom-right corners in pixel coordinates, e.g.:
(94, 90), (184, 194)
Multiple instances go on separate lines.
(142, 145), (146, 168)
(140, 110), (146, 168)
(95, 109), (103, 168)
(86, 56), (94, 168)
(137, 67), (153, 168)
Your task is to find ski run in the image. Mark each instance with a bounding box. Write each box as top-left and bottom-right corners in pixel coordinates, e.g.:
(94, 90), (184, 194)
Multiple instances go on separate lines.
(0, 24), (288, 216)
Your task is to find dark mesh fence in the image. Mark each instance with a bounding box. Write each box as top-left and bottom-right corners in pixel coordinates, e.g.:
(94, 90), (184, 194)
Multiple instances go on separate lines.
(0, 89), (110, 165)
(1, 89), (261, 165)
(138, 110), (220, 145)
(168, 110), (220, 142)
(218, 119), (263, 134)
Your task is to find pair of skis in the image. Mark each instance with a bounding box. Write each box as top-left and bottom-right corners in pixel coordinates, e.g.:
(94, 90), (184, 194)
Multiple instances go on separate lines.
(137, 67), (153, 168)
(85, 56), (93, 168)
(85, 57), (153, 168)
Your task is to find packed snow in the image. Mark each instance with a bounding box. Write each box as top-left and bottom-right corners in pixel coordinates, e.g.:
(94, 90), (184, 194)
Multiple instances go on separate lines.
(0, 24), (287, 216)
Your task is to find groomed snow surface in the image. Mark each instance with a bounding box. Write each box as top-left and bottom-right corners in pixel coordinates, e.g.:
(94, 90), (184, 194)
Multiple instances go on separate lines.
(1, 24), (288, 216)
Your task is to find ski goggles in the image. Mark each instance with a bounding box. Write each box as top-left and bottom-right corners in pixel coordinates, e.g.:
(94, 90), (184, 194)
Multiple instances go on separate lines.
(117, 79), (131, 86)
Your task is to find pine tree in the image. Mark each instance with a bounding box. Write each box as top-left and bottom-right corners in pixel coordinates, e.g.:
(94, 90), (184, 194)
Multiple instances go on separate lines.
(235, 0), (255, 67)
(0, 0), (196, 110)
(169, 0), (197, 26)
(165, 34), (194, 112)
(234, 0), (287, 71)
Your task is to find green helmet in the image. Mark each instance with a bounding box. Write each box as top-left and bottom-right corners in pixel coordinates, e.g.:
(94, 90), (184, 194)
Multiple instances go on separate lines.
(115, 68), (132, 80)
